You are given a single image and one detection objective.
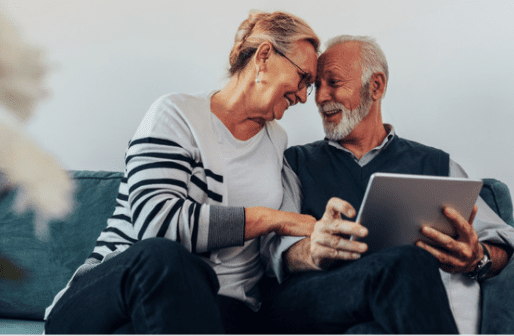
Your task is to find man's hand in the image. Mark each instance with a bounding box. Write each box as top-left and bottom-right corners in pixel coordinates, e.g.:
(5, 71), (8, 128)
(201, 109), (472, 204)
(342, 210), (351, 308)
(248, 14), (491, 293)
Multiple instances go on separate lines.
(284, 197), (368, 272)
(310, 198), (369, 269)
(416, 205), (482, 273)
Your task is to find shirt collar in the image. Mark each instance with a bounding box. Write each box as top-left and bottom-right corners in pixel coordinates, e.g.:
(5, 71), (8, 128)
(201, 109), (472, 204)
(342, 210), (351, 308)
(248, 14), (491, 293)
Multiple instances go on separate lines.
(326, 124), (396, 165)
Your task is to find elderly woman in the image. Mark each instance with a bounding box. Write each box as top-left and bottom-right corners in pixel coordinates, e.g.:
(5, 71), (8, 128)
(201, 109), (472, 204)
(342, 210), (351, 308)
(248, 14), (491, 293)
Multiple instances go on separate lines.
(44, 11), (319, 334)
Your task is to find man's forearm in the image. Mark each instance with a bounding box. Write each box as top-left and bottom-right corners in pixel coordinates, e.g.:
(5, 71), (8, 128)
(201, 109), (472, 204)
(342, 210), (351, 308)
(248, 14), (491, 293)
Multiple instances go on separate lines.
(483, 242), (512, 278)
(284, 238), (320, 273)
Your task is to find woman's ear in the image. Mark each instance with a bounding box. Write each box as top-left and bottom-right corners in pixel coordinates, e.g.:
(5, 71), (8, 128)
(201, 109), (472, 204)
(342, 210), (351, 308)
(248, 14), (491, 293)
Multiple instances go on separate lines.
(254, 42), (273, 72)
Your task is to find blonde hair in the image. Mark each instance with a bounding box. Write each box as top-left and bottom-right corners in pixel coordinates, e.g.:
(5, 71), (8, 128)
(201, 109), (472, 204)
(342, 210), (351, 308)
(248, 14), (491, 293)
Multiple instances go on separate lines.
(228, 10), (320, 76)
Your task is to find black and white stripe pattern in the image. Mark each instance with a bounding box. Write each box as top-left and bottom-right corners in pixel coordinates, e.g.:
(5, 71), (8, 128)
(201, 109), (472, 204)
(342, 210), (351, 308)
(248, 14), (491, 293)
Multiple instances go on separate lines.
(88, 134), (240, 267)
(85, 93), (250, 266)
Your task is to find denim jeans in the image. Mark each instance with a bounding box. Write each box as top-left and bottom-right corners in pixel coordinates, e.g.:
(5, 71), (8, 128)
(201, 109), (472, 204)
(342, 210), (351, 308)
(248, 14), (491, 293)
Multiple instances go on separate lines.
(262, 245), (459, 334)
(45, 238), (243, 334)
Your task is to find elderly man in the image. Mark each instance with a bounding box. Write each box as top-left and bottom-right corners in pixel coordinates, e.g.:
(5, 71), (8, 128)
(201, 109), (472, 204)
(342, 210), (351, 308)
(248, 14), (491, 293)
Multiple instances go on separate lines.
(265, 35), (514, 334)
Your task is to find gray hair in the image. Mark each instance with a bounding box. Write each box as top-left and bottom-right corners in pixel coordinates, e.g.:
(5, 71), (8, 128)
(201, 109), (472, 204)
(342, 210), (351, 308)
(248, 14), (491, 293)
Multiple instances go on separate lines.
(325, 35), (388, 96)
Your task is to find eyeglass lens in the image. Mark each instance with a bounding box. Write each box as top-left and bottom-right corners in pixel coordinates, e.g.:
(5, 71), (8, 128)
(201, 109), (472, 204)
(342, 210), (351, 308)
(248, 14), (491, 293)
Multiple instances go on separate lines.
(276, 49), (314, 95)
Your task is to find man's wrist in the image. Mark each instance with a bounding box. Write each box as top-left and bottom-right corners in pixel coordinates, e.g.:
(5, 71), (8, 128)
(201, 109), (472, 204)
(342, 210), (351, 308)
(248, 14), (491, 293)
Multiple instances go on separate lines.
(284, 238), (320, 273)
(467, 242), (492, 281)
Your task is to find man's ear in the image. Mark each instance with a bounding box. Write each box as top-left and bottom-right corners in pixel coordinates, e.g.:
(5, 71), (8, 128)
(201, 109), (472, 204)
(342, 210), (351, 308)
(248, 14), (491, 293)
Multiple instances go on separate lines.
(370, 72), (386, 101)
(254, 42), (273, 72)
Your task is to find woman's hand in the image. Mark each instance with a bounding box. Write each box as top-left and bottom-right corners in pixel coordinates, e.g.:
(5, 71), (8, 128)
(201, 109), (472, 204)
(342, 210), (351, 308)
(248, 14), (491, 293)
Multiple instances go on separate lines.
(244, 207), (316, 240)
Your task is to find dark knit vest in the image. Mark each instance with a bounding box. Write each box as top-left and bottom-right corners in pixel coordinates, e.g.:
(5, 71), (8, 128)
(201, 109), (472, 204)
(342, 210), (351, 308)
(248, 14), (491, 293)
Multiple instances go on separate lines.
(284, 136), (450, 220)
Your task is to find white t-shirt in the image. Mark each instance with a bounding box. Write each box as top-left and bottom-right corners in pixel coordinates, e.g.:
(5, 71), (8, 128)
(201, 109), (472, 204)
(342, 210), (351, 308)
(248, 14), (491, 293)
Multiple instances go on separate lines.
(209, 114), (283, 311)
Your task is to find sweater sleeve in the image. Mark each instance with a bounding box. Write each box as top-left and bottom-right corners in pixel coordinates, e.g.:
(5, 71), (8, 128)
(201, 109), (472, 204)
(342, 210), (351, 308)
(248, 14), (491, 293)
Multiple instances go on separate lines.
(125, 95), (245, 253)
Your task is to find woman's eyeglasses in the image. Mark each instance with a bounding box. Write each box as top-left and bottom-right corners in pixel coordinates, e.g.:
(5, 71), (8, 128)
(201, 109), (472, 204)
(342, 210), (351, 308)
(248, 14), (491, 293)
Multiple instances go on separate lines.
(275, 49), (314, 96)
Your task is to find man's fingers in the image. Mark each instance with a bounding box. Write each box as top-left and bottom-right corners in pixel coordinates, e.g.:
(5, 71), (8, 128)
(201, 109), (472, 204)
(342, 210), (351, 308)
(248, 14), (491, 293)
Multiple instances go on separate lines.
(312, 244), (362, 264)
(443, 207), (474, 238)
(416, 240), (466, 270)
(420, 226), (455, 247)
(317, 218), (368, 239)
(468, 205), (478, 226)
(420, 226), (477, 259)
(323, 197), (356, 220)
(313, 232), (368, 254)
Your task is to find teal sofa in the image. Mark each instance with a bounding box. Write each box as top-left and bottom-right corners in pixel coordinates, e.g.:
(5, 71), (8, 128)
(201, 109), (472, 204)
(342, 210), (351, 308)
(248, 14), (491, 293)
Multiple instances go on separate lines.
(0, 171), (512, 334)
(0, 171), (123, 334)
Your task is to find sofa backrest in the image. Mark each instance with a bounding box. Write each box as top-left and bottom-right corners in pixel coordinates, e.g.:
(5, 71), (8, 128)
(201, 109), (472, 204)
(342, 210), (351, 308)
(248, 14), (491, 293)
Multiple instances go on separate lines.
(480, 178), (514, 227)
(0, 170), (123, 320)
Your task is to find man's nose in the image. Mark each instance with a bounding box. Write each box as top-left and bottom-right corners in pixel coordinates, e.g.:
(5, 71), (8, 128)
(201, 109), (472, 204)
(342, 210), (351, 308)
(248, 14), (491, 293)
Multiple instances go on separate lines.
(315, 84), (330, 105)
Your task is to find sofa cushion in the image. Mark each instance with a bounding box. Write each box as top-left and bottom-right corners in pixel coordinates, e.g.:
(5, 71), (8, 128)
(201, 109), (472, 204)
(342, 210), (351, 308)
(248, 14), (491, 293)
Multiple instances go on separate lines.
(480, 178), (514, 227)
(0, 170), (123, 320)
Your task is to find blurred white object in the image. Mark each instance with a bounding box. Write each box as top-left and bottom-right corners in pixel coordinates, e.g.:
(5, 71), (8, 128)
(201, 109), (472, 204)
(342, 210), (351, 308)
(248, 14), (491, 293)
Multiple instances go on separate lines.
(0, 13), (47, 120)
(0, 12), (74, 241)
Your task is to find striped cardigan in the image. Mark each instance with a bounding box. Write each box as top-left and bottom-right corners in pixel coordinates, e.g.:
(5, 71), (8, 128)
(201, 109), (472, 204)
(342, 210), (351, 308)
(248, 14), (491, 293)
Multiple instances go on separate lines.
(45, 92), (303, 318)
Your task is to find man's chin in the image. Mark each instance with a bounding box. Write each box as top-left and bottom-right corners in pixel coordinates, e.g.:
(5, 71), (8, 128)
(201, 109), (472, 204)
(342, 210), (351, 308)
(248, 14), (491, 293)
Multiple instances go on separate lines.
(325, 134), (345, 141)
(323, 127), (345, 141)
(323, 121), (354, 141)
(323, 111), (342, 125)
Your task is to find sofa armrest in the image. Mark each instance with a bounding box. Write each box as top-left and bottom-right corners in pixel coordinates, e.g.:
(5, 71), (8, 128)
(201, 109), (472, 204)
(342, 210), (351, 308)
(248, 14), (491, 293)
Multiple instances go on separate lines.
(480, 178), (514, 333)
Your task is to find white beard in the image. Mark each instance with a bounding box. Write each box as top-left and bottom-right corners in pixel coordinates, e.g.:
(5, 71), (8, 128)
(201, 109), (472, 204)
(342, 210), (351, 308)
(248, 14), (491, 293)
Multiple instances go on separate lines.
(318, 92), (373, 141)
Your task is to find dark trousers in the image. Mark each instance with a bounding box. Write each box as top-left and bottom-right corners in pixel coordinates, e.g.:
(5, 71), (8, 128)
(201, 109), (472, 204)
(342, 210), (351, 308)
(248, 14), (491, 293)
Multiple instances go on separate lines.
(45, 238), (260, 334)
(46, 239), (458, 334)
(262, 245), (459, 334)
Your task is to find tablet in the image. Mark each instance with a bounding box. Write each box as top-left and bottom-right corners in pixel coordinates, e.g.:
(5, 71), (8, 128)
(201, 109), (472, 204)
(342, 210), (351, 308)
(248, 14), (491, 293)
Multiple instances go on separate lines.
(354, 172), (483, 254)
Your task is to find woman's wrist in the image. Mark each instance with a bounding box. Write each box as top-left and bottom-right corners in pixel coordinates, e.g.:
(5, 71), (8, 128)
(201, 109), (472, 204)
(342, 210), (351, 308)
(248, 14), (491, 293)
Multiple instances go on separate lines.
(244, 207), (278, 240)
(244, 207), (316, 240)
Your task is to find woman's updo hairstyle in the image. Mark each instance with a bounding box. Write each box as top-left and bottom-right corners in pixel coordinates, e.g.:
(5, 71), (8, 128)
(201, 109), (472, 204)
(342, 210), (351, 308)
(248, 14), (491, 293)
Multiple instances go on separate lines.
(228, 11), (320, 76)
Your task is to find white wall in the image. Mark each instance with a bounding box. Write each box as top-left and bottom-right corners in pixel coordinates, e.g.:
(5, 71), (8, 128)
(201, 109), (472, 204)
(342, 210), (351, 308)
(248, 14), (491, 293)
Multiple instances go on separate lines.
(3, 0), (514, 193)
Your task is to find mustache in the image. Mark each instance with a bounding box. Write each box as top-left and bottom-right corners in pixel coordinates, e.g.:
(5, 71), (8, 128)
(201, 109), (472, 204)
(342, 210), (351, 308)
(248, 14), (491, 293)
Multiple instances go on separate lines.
(318, 101), (345, 113)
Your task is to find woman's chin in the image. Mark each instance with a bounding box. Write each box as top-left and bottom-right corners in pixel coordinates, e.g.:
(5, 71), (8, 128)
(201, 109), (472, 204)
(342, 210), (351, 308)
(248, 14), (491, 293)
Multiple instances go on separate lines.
(273, 101), (291, 120)
(273, 108), (286, 121)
